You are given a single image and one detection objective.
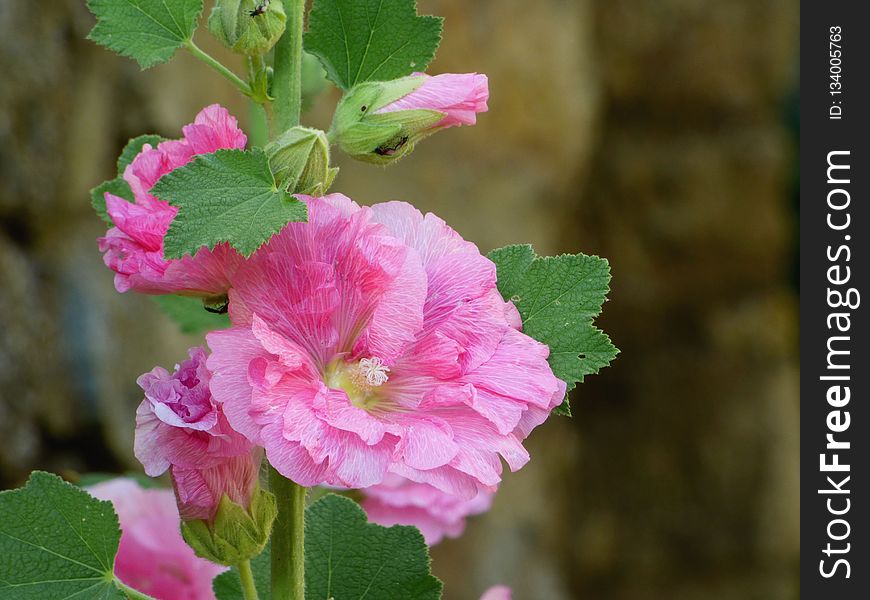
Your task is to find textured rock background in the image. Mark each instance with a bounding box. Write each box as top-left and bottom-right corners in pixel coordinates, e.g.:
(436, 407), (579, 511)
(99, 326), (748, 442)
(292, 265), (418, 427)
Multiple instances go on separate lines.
(0, 1), (798, 598)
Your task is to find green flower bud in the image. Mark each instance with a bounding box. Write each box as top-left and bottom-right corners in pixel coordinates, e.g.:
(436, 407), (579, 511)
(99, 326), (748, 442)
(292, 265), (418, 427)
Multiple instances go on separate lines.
(265, 126), (338, 196)
(330, 77), (445, 165)
(208, 0), (286, 57)
(181, 484), (277, 566)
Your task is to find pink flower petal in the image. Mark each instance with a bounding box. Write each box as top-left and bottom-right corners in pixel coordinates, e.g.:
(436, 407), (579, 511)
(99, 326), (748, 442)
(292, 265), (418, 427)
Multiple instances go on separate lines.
(375, 73), (489, 129)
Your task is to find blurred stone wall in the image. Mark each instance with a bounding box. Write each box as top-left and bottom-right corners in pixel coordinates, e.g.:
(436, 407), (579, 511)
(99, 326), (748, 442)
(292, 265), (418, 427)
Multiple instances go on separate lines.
(557, 2), (800, 599)
(0, 1), (798, 598)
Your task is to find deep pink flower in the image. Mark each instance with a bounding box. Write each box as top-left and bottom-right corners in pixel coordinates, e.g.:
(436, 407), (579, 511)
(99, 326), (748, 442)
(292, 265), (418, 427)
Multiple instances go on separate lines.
(361, 474), (493, 545)
(98, 104), (246, 296)
(480, 586), (512, 600)
(88, 478), (225, 600)
(376, 73), (489, 130)
(207, 195), (565, 498)
(134, 347), (258, 521)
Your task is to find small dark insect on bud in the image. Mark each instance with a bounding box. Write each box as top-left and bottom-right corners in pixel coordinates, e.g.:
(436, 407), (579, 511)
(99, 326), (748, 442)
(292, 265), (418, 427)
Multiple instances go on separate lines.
(249, 0), (270, 17)
(202, 294), (230, 314)
(209, 0), (285, 56)
(374, 135), (410, 157)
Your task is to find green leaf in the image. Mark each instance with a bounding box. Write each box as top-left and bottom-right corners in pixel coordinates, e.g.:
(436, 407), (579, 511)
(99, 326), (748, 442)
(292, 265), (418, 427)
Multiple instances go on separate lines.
(213, 543), (271, 600)
(151, 148), (308, 258)
(304, 0), (443, 90)
(305, 494), (441, 600)
(90, 178), (134, 225)
(488, 244), (619, 416)
(214, 495), (440, 600)
(117, 134), (167, 174)
(0, 471), (123, 600)
(86, 0), (204, 69)
(151, 295), (231, 334)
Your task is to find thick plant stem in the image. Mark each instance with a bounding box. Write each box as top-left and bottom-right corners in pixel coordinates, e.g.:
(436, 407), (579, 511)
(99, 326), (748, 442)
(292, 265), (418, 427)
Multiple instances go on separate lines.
(271, 0), (306, 134)
(185, 39), (253, 96)
(267, 5), (307, 596)
(238, 560), (260, 600)
(269, 466), (306, 600)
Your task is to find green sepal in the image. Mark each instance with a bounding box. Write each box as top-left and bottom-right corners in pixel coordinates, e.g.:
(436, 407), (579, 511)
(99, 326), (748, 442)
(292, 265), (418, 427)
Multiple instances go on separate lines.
(249, 65), (274, 104)
(335, 77), (427, 120)
(336, 110), (444, 165)
(265, 127), (337, 195)
(331, 77), (446, 165)
(181, 486), (277, 567)
(209, 0), (287, 57)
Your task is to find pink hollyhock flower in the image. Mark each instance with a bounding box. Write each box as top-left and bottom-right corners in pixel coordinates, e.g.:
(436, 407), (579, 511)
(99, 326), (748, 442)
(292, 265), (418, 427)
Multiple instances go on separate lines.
(361, 474), (493, 545)
(206, 194), (565, 498)
(88, 478), (225, 600)
(98, 104), (246, 296)
(480, 586), (512, 600)
(376, 73), (489, 130)
(134, 346), (259, 521)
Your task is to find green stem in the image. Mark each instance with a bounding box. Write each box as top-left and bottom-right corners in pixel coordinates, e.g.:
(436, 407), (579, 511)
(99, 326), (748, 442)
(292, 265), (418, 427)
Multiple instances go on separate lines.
(185, 38), (253, 97)
(271, 0), (306, 133)
(269, 466), (306, 600)
(238, 560), (260, 600)
(251, 54), (268, 82)
(115, 579), (159, 600)
(249, 102), (271, 148)
(267, 6), (308, 592)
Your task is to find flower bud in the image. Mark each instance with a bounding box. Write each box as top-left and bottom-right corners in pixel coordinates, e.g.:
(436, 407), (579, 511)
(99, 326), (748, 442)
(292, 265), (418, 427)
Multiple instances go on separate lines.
(181, 482), (277, 566)
(265, 126), (337, 196)
(208, 0), (286, 57)
(134, 347), (274, 566)
(175, 451), (277, 566)
(331, 73), (489, 165)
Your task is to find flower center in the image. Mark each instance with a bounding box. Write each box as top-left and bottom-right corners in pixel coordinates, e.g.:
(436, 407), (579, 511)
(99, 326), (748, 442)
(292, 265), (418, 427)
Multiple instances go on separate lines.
(354, 357), (390, 387)
(325, 356), (390, 411)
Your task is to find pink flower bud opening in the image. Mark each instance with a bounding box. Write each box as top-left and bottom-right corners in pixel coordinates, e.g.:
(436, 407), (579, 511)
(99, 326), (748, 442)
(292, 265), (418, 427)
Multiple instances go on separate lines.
(375, 73), (489, 130)
(134, 347), (258, 522)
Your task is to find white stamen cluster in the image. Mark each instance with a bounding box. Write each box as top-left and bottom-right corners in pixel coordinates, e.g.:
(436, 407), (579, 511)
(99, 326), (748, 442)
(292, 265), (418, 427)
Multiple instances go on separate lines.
(357, 357), (390, 387)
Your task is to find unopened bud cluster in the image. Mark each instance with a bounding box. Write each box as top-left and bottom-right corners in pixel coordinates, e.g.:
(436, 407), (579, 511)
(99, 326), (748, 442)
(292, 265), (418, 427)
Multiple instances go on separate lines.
(266, 126), (338, 196)
(209, 0), (287, 56)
